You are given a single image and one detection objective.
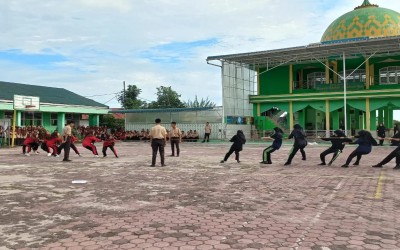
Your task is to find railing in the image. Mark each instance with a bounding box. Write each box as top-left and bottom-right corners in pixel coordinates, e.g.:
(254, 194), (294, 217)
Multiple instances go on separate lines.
(293, 81), (365, 92)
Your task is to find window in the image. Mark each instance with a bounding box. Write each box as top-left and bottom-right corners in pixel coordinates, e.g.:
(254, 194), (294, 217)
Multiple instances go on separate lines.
(51, 113), (58, 126)
(379, 66), (400, 85)
(21, 112), (42, 126)
(338, 69), (366, 83)
(307, 72), (326, 88)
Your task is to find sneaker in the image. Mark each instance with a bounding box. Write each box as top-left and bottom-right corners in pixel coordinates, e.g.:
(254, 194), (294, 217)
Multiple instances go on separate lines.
(393, 165), (400, 170)
(34, 151), (39, 154)
(63, 159), (72, 162)
(150, 165), (156, 167)
(284, 162), (291, 166)
(237, 160), (240, 163)
(318, 163), (326, 166)
(78, 154), (82, 157)
(220, 160), (225, 163)
(341, 164), (349, 168)
(25, 153), (30, 156)
(353, 162), (359, 166)
(161, 164), (167, 167)
(372, 164), (383, 168)
(55, 155), (60, 158)
(95, 155), (99, 158)
(103, 155), (107, 158)
(47, 153), (52, 157)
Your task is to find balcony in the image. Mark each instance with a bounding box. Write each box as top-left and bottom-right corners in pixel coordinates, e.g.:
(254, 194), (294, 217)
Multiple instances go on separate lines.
(293, 81), (365, 93)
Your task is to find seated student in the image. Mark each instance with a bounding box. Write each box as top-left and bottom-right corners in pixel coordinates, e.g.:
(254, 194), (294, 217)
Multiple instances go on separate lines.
(181, 131), (187, 142)
(46, 132), (62, 157)
(144, 130), (151, 142)
(22, 132), (40, 156)
(187, 130), (193, 142)
(82, 132), (102, 157)
(192, 130), (200, 142)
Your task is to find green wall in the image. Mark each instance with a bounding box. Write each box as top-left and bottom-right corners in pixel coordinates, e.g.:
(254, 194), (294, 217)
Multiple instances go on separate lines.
(259, 65), (290, 95)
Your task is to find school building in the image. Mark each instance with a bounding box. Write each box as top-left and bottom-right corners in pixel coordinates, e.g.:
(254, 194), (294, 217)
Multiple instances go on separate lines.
(207, 0), (400, 136)
(0, 81), (109, 132)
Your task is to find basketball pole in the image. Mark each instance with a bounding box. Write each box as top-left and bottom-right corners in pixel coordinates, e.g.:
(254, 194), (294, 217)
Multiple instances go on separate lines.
(11, 109), (16, 148)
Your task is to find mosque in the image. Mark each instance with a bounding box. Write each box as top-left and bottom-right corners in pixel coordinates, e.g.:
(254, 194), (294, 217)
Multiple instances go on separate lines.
(207, 0), (400, 136)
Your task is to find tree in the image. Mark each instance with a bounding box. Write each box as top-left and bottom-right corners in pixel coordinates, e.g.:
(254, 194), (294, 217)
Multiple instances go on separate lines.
(185, 95), (216, 108)
(117, 84), (145, 109)
(100, 115), (124, 129)
(147, 86), (185, 109)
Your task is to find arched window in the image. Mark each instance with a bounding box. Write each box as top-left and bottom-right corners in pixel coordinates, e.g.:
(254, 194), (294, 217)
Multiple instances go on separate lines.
(307, 72), (326, 88)
(338, 69), (366, 83)
(380, 66), (400, 85)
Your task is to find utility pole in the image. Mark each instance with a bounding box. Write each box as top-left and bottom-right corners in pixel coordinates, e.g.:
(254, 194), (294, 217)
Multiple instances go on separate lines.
(123, 81), (126, 110)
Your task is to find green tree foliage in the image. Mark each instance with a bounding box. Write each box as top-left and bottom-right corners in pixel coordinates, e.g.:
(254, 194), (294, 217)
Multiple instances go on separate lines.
(185, 95), (216, 108)
(100, 115), (124, 129)
(117, 84), (145, 109)
(147, 86), (185, 109)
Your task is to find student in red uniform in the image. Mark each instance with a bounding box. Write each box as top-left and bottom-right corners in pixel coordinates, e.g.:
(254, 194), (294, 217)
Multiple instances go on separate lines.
(22, 132), (40, 156)
(82, 132), (102, 157)
(102, 134), (118, 158)
(46, 132), (62, 157)
(58, 135), (81, 157)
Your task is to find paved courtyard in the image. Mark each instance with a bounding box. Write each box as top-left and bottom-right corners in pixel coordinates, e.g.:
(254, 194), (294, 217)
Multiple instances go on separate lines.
(0, 141), (399, 250)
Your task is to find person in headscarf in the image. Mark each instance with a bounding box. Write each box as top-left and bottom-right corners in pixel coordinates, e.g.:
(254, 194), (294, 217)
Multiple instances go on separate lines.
(220, 130), (246, 163)
(260, 127), (283, 164)
(319, 130), (352, 166)
(372, 136), (400, 170)
(341, 130), (377, 168)
(284, 124), (307, 166)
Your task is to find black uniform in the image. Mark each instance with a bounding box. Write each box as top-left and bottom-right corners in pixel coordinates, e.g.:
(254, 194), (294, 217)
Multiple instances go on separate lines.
(372, 144), (400, 169)
(285, 124), (307, 166)
(320, 130), (352, 166)
(377, 124), (386, 146)
(341, 130), (377, 168)
(261, 127), (283, 164)
(221, 130), (246, 163)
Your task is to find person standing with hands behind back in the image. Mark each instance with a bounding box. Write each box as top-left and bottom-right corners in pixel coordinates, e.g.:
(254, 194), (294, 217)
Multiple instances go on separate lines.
(62, 120), (75, 162)
(150, 118), (167, 167)
(202, 122), (212, 143)
(169, 122), (182, 157)
(377, 123), (386, 146)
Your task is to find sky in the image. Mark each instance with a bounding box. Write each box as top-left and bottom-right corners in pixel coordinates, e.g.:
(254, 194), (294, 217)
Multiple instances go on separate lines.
(0, 0), (399, 109)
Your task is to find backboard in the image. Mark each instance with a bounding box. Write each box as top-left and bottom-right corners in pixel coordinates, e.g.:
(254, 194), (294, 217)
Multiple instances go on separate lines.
(13, 95), (40, 111)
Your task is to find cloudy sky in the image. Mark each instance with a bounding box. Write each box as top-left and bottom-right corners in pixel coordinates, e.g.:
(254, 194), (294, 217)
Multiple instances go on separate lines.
(0, 0), (399, 108)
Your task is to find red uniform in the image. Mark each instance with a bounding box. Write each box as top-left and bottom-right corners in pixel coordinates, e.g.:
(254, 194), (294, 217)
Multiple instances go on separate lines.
(102, 138), (118, 158)
(22, 136), (39, 154)
(82, 136), (101, 155)
(46, 137), (62, 156)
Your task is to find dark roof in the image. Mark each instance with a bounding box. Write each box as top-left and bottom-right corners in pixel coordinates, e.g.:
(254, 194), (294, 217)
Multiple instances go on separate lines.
(0, 81), (108, 108)
(207, 36), (400, 68)
(109, 107), (215, 114)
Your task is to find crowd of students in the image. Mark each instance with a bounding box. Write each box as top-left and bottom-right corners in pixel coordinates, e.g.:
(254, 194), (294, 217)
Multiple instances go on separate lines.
(123, 129), (200, 142)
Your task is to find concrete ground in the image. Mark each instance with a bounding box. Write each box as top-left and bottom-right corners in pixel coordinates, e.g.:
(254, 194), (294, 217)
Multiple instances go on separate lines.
(0, 141), (399, 250)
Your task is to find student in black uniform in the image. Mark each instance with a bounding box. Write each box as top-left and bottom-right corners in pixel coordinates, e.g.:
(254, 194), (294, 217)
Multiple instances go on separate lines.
(341, 130), (378, 168)
(372, 137), (400, 169)
(284, 124), (307, 166)
(220, 130), (246, 163)
(260, 127), (283, 164)
(319, 130), (352, 166)
(376, 123), (386, 146)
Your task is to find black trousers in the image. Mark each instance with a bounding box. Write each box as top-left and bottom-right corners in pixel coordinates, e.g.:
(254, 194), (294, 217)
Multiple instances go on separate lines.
(170, 138), (180, 156)
(320, 147), (341, 164)
(22, 142), (39, 154)
(203, 133), (210, 142)
(224, 147), (240, 162)
(378, 135), (385, 146)
(58, 143), (79, 155)
(345, 149), (368, 165)
(263, 146), (276, 163)
(152, 139), (165, 165)
(63, 136), (72, 161)
(376, 147), (400, 166)
(103, 145), (117, 157)
(286, 145), (306, 164)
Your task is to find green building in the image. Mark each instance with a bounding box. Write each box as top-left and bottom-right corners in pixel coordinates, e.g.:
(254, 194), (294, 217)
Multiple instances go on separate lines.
(0, 81), (109, 132)
(207, 1), (400, 136)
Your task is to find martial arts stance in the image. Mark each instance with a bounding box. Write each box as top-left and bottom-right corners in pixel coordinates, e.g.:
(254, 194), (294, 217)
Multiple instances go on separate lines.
(102, 135), (118, 158)
(341, 130), (377, 168)
(58, 135), (81, 157)
(220, 130), (246, 163)
(372, 137), (400, 169)
(284, 124), (307, 166)
(260, 127), (283, 164)
(319, 130), (352, 166)
(82, 132), (102, 157)
(22, 132), (40, 156)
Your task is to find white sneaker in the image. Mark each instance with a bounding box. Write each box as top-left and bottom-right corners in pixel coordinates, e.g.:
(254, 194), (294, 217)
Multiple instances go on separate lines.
(95, 155), (99, 158)
(78, 154), (82, 157)
(34, 151), (39, 154)
(47, 153), (52, 157)
(55, 155), (60, 158)
(25, 153), (30, 156)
